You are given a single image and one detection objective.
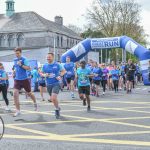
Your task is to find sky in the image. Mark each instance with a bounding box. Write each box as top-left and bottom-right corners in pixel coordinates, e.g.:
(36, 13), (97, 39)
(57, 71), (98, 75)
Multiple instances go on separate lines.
(0, 0), (150, 44)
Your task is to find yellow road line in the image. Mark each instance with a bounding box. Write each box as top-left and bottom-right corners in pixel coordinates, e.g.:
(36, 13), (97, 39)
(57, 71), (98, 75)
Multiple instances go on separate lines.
(61, 103), (150, 114)
(5, 116), (150, 126)
(65, 130), (150, 138)
(6, 125), (59, 137)
(6, 119), (90, 126)
(102, 120), (150, 129)
(3, 134), (150, 147)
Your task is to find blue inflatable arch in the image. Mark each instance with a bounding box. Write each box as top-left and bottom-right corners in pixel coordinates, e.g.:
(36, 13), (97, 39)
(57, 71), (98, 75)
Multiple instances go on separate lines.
(61, 36), (150, 85)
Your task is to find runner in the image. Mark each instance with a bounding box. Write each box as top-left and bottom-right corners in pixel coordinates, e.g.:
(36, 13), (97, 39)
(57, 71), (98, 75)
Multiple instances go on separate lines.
(41, 53), (65, 119)
(107, 62), (115, 90)
(87, 60), (94, 95)
(13, 48), (37, 117)
(0, 63), (10, 111)
(38, 67), (46, 101)
(92, 62), (103, 97)
(120, 62), (126, 90)
(64, 56), (76, 98)
(125, 59), (136, 93)
(101, 63), (109, 95)
(31, 67), (39, 92)
(110, 65), (120, 93)
(77, 60), (93, 111)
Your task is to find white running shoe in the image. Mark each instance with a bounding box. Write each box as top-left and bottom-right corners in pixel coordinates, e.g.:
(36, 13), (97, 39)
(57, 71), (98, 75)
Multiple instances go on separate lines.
(13, 111), (21, 117)
(34, 103), (38, 111)
(5, 106), (10, 111)
(103, 92), (105, 95)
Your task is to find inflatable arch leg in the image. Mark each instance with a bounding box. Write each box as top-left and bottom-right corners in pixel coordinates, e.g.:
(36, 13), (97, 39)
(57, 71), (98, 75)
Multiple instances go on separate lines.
(61, 36), (150, 85)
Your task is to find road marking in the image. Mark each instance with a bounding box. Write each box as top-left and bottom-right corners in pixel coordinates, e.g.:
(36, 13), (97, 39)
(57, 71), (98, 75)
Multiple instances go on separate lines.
(6, 119), (90, 126)
(65, 130), (150, 138)
(61, 103), (150, 115)
(3, 134), (150, 147)
(6, 125), (59, 137)
(102, 120), (150, 129)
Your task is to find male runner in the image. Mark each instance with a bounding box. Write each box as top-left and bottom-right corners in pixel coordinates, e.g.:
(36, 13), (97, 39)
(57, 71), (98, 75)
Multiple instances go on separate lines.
(64, 56), (76, 98)
(13, 48), (37, 117)
(125, 59), (136, 93)
(41, 53), (65, 119)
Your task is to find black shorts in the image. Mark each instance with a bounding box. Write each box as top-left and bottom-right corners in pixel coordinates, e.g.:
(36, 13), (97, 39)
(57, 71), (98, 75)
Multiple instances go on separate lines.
(126, 75), (134, 82)
(39, 82), (46, 87)
(78, 86), (90, 95)
(93, 80), (101, 85)
(66, 76), (75, 84)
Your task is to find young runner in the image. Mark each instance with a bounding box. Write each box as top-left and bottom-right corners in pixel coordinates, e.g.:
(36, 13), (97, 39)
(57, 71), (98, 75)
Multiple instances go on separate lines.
(77, 60), (93, 111)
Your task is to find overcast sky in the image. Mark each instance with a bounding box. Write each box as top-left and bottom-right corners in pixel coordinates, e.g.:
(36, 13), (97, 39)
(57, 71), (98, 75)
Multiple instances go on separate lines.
(0, 0), (150, 44)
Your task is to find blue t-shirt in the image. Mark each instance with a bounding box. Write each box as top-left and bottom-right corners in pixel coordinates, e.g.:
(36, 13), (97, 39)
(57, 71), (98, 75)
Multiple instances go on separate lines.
(0, 69), (6, 84)
(121, 65), (125, 76)
(42, 62), (63, 85)
(77, 67), (92, 87)
(14, 57), (29, 80)
(110, 69), (119, 80)
(31, 69), (39, 82)
(92, 67), (103, 81)
(64, 62), (75, 78)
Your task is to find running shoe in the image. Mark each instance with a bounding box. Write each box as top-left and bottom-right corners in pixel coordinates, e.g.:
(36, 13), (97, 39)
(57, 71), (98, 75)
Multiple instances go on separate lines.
(13, 111), (21, 117)
(83, 98), (86, 106)
(55, 108), (60, 119)
(71, 93), (75, 99)
(5, 106), (10, 111)
(87, 106), (91, 112)
(34, 103), (38, 111)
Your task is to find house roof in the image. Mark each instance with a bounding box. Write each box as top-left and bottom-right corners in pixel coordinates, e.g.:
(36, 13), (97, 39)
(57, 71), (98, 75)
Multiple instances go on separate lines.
(0, 11), (82, 39)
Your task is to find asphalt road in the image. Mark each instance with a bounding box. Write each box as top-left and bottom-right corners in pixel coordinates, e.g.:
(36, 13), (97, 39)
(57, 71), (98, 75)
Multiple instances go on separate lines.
(0, 84), (150, 150)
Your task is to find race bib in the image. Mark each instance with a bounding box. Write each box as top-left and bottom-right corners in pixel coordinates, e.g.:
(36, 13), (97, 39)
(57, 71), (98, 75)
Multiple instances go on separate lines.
(48, 73), (56, 78)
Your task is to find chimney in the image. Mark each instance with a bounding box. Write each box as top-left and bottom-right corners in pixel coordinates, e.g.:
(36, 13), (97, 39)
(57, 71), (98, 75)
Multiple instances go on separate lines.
(55, 16), (63, 25)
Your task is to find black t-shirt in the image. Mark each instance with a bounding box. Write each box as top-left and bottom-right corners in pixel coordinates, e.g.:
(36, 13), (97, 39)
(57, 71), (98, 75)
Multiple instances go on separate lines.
(125, 64), (136, 76)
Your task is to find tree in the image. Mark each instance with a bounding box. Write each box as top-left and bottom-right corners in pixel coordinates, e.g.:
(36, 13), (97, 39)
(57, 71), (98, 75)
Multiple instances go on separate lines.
(85, 0), (148, 62)
(67, 24), (82, 35)
(81, 28), (105, 38)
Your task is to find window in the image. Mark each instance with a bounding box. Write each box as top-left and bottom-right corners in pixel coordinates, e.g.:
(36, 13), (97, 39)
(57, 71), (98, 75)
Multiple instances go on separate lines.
(61, 36), (63, 47)
(17, 34), (24, 47)
(67, 38), (69, 47)
(0, 35), (5, 47)
(8, 34), (14, 47)
(57, 35), (59, 47)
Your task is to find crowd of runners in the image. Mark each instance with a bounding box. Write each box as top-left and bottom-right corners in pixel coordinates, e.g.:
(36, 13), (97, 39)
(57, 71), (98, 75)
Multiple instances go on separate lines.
(0, 47), (147, 119)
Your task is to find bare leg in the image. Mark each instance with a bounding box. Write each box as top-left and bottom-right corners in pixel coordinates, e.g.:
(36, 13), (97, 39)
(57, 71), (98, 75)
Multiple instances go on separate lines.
(14, 89), (20, 111)
(28, 92), (37, 104)
(51, 93), (59, 109)
(86, 95), (91, 107)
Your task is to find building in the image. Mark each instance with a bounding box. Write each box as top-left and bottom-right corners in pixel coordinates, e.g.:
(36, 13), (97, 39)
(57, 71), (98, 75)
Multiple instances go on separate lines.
(0, 0), (82, 63)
